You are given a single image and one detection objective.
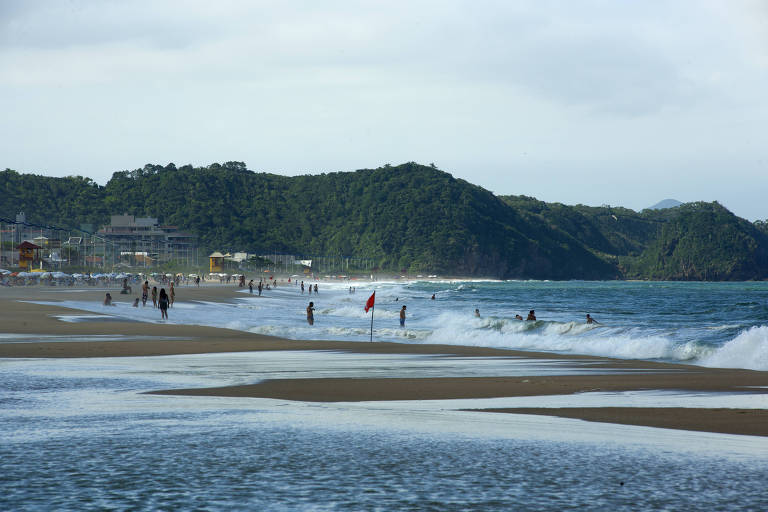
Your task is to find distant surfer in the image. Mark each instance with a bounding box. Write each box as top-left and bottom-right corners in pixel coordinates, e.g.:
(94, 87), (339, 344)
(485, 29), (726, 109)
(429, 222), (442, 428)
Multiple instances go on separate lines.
(526, 310), (536, 321)
(307, 301), (315, 325)
(400, 305), (406, 327)
(586, 314), (599, 324)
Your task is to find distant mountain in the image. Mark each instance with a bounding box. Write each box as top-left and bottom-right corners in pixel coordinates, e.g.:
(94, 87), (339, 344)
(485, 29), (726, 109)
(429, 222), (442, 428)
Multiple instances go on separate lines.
(648, 199), (683, 210)
(2, 163), (767, 280)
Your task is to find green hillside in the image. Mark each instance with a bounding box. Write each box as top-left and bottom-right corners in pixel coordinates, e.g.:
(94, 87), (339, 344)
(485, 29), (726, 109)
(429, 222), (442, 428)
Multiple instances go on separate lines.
(2, 163), (767, 280)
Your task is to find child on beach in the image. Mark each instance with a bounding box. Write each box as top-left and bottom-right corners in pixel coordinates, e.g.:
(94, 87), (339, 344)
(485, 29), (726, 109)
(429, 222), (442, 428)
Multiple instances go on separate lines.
(158, 288), (169, 320)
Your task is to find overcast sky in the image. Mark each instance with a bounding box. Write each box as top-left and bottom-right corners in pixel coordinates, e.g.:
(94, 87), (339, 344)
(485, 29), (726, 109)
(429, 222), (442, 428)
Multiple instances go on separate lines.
(1, 0), (767, 220)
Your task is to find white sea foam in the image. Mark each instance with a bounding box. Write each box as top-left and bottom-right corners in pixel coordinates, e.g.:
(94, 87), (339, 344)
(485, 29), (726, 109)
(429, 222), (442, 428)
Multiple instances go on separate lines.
(697, 326), (768, 370)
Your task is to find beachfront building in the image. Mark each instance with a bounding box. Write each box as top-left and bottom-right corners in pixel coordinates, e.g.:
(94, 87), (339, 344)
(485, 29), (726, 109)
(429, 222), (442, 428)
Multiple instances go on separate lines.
(17, 241), (41, 270)
(98, 214), (198, 268)
(209, 252), (224, 273)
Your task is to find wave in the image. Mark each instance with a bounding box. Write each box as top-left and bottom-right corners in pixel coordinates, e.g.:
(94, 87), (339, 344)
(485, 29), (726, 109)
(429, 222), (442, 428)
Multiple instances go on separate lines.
(697, 326), (768, 371)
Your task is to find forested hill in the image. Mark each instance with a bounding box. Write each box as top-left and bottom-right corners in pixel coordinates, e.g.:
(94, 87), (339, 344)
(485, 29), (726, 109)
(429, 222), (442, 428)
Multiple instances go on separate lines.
(2, 162), (767, 280)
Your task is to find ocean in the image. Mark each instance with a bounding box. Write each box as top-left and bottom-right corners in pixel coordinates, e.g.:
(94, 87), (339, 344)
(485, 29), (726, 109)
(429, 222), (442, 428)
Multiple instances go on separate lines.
(2, 280), (768, 510)
(37, 279), (768, 370)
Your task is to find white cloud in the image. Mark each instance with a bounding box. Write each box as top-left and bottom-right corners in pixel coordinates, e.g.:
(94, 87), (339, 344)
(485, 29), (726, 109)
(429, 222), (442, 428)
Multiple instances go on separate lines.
(0, 0), (766, 220)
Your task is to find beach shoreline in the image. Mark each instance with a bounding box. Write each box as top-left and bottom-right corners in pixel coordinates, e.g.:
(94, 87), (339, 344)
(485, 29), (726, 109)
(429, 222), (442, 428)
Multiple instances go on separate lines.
(2, 284), (768, 437)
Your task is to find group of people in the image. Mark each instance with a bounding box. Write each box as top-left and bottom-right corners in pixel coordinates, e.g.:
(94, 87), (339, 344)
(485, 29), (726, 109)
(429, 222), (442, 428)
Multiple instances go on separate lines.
(105, 279), (174, 319)
(305, 301), (599, 328)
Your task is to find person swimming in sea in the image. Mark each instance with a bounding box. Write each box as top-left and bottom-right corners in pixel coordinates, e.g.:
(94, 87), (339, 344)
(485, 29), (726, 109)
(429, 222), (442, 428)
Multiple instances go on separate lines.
(515, 314), (523, 320)
(586, 314), (599, 324)
(526, 310), (536, 321)
(475, 308), (480, 317)
(103, 293), (115, 306)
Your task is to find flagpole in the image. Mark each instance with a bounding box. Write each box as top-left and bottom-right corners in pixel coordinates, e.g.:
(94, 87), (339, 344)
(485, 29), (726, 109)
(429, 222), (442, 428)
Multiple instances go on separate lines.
(370, 303), (374, 342)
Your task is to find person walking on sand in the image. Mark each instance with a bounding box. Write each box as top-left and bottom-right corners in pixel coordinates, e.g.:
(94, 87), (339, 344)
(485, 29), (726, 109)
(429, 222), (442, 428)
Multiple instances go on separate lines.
(586, 314), (599, 324)
(169, 282), (175, 308)
(158, 288), (169, 320)
(142, 281), (149, 306)
(400, 305), (406, 327)
(151, 286), (158, 308)
(526, 310), (536, 321)
(307, 301), (315, 326)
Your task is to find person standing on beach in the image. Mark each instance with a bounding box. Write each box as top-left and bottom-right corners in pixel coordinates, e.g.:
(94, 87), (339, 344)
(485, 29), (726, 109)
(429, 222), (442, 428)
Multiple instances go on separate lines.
(301, 281), (305, 294)
(258, 281), (263, 296)
(169, 282), (175, 308)
(158, 288), (169, 320)
(151, 286), (158, 308)
(306, 301), (315, 325)
(400, 305), (406, 327)
(314, 283), (318, 295)
(142, 281), (149, 306)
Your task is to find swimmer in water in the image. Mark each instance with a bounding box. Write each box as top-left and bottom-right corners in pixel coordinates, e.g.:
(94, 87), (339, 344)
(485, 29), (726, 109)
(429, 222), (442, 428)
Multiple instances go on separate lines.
(526, 310), (536, 321)
(515, 314), (523, 320)
(586, 314), (599, 324)
(475, 309), (480, 317)
(400, 305), (406, 327)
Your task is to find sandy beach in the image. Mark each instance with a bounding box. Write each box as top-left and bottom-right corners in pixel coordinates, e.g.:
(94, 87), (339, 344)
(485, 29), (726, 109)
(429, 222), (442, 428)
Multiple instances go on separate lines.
(2, 283), (768, 437)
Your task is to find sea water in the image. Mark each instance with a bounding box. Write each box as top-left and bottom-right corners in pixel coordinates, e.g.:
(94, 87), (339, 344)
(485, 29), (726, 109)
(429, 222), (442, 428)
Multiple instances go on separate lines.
(37, 279), (768, 370)
(4, 280), (768, 510)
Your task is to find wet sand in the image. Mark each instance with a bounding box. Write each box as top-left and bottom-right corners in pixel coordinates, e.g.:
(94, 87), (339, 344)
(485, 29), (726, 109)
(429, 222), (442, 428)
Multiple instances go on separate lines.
(2, 284), (768, 437)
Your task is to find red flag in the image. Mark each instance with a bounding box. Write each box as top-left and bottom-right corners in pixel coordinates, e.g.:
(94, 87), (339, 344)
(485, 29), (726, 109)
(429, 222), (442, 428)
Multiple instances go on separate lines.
(364, 291), (375, 313)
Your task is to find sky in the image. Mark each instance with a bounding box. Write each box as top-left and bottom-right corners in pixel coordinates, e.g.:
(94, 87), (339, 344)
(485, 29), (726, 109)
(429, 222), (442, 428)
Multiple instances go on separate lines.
(1, 0), (767, 220)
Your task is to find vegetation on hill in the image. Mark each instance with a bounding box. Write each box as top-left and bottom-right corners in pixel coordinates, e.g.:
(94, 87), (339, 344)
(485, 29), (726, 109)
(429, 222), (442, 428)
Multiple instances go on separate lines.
(2, 163), (766, 280)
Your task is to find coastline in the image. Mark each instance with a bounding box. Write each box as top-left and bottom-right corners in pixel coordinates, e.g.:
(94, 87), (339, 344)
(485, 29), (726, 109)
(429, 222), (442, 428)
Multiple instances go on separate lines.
(2, 284), (768, 437)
